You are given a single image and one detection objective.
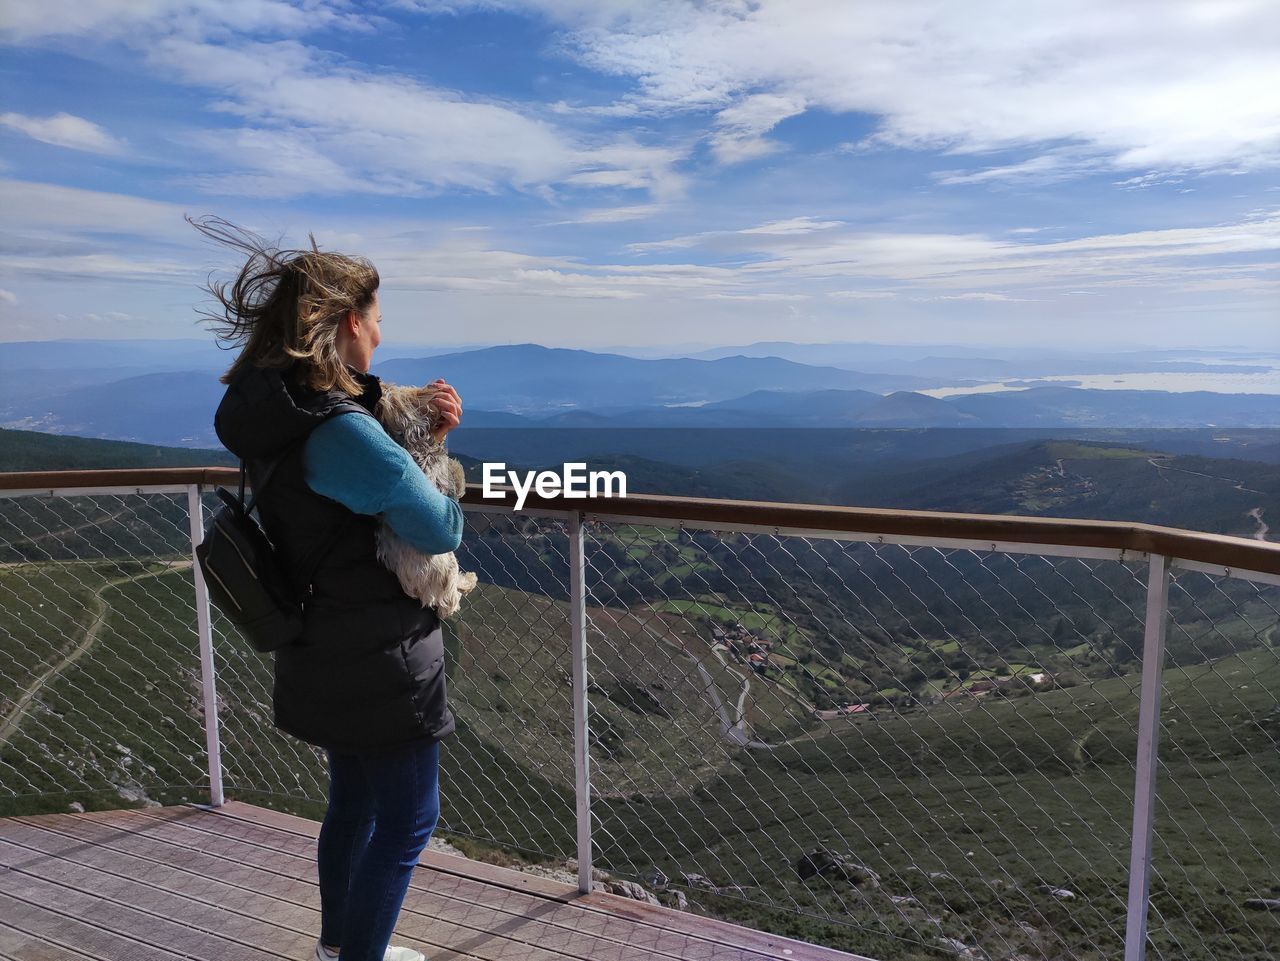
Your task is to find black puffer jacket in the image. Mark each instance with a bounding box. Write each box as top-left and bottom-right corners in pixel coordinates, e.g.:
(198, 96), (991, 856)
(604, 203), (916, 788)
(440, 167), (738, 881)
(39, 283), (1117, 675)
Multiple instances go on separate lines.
(214, 364), (454, 755)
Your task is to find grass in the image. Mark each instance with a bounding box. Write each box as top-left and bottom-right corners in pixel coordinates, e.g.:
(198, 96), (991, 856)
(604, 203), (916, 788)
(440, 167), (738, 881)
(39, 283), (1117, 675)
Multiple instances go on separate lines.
(588, 648), (1279, 960)
(1, 552), (1276, 961)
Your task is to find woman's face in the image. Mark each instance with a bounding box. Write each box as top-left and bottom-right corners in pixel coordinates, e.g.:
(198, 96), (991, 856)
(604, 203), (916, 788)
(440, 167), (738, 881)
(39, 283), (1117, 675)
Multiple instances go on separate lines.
(344, 290), (382, 373)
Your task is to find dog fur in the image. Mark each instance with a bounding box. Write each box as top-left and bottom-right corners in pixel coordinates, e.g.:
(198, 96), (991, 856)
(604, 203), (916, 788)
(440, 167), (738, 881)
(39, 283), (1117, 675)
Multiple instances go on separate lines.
(373, 383), (477, 617)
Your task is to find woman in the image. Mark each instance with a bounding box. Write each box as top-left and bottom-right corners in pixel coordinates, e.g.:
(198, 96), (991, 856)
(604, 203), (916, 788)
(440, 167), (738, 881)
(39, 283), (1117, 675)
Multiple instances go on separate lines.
(197, 217), (463, 961)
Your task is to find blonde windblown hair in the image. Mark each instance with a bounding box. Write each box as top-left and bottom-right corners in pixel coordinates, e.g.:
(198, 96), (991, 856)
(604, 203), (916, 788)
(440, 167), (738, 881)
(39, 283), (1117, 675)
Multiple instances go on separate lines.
(189, 215), (380, 396)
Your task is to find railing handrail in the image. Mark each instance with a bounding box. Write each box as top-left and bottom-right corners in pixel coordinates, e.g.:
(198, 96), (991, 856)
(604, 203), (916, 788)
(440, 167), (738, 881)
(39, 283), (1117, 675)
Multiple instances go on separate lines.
(2, 466), (1277, 576)
(0, 467), (239, 490)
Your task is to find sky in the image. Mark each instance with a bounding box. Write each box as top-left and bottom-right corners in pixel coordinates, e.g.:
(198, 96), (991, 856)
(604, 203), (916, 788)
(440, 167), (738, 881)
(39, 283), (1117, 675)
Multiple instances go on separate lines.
(0, 0), (1277, 351)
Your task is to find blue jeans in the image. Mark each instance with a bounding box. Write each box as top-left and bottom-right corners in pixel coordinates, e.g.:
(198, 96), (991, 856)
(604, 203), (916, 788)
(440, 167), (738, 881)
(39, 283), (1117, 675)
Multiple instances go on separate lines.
(317, 738), (441, 961)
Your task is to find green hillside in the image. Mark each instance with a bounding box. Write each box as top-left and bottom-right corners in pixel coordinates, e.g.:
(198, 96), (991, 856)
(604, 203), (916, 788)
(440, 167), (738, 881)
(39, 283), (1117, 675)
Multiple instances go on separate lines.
(496, 438), (1277, 541)
(0, 427), (235, 472)
(834, 440), (1279, 540)
(0, 553), (1274, 961)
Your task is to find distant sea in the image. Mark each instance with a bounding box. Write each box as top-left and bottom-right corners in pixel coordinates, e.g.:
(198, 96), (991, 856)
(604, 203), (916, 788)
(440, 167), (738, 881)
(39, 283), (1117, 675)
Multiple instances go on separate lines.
(925, 357), (1280, 398)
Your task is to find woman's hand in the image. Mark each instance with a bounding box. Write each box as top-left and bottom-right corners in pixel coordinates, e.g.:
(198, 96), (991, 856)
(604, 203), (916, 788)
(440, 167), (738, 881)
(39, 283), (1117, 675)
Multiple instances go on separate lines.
(427, 379), (462, 444)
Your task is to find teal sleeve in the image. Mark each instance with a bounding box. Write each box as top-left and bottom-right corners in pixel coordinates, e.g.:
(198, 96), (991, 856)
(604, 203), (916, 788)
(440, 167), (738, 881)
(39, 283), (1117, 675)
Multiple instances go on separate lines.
(302, 413), (464, 555)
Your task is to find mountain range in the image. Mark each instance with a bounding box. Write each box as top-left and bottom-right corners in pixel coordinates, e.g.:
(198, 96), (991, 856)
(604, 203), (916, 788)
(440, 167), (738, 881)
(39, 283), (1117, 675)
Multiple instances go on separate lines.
(683, 341), (1274, 378)
(3, 340), (1278, 448)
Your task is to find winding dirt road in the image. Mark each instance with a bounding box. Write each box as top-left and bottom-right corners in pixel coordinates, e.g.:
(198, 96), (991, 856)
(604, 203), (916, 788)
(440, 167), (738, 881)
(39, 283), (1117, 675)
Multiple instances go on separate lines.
(1148, 456), (1270, 542)
(0, 564), (188, 750)
(1248, 507), (1269, 542)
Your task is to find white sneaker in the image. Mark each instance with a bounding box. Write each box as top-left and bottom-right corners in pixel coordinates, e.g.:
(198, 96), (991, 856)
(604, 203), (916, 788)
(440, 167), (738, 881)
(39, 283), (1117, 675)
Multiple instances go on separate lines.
(313, 941), (426, 961)
(383, 949), (426, 961)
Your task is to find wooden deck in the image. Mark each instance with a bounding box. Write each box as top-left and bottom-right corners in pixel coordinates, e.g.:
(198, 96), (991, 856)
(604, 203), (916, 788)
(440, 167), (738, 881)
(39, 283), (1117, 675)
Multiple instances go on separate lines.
(0, 801), (870, 961)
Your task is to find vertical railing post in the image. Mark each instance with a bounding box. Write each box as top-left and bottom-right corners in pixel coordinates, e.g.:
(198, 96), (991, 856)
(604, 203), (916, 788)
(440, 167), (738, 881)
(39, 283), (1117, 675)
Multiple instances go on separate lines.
(568, 510), (593, 894)
(1124, 552), (1171, 961)
(186, 484), (224, 808)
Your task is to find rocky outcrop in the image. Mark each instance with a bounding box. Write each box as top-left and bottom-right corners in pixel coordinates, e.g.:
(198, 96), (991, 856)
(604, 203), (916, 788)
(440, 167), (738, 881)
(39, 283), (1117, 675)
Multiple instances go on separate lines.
(796, 848), (881, 887)
(604, 879), (661, 905)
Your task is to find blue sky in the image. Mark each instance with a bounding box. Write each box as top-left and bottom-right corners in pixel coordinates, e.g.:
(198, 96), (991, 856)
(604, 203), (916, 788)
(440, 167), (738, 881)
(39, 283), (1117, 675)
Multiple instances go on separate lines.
(0, 0), (1277, 350)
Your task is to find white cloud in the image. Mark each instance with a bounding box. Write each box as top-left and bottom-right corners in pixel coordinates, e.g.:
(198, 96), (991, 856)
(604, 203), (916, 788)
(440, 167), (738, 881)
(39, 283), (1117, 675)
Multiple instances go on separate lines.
(564, 139), (688, 200)
(0, 0), (363, 41)
(701, 292), (808, 301)
(0, 288), (17, 304)
(709, 92), (807, 165)
(501, 0), (1280, 177)
(3, 4), (687, 201)
(0, 112), (125, 154)
(0, 179), (210, 286)
(543, 204), (664, 225)
(630, 216), (841, 252)
(364, 209), (1280, 307)
(136, 37), (686, 200)
(3, 253), (194, 282)
(928, 292), (1032, 302)
(935, 153), (1081, 186)
(739, 217), (842, 236)
(0, 179), (190, 237)
(2, 171), (1274, 349)
(150, 38), (575, 193)
(512, 269), (645, 299)
(179, 127), (379, 198)
(630, 209), (1280, 295)
(828, 290), (896, 300)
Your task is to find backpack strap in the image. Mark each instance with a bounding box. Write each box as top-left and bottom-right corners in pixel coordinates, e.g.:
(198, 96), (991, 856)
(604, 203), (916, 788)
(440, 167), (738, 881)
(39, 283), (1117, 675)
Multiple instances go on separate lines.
(242, 399), (372, 514)
(297, 513), (354, 602)
(242, 440), (300, 515)
(285, 405), (378, 600)
(292, 406), (378, 596)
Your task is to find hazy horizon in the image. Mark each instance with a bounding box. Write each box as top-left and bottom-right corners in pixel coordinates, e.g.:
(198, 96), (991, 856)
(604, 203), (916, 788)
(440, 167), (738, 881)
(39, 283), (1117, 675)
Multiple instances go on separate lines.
(0, 336), (1273, 356)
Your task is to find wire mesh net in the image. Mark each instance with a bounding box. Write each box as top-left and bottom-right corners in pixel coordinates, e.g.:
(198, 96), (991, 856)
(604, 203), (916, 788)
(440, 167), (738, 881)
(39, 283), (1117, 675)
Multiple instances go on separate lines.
(0, 491), (211, 814)
(200, 499), (584, 865)
(430, 507), (578, 861)
(578, 520), (1161, 960)
(1, 488), (1276, 961)
(1147, 570), (1280, 961)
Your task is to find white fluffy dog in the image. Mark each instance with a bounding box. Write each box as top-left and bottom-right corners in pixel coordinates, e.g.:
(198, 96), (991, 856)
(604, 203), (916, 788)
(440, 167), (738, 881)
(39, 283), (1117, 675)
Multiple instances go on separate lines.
(373, 383), (477, 617)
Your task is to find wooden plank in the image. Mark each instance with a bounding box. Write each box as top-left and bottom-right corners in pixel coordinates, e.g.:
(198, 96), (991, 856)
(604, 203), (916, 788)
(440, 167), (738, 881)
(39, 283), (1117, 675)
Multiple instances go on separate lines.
(13, 813), (702, 961)
(0, 909), (173, 961)
(0, 869), (292, 961)
(9, 805), (878, 961)
(1, 825), (317, 932)
(2, 818), (496, 961)
(214, 802), (872, 961)
(0, 920), (69, 961)
(23, 812), (750, 961)
(0, 838), (298, 960)
(137, 811), (769, 961)
(202, 803), (874, 961)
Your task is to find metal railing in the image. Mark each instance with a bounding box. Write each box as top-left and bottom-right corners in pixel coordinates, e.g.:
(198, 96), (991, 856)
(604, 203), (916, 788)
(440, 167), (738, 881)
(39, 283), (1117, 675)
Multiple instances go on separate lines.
(1, 467), (1277, 961)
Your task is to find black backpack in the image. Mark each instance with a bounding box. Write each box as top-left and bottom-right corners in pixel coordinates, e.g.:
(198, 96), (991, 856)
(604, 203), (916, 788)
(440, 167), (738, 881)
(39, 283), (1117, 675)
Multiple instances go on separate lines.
(196, 448), (346, 653)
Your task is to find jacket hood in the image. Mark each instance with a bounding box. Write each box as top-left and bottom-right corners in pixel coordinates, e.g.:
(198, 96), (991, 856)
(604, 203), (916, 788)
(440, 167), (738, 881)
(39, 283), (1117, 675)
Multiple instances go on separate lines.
(215, 364), (381, 461)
